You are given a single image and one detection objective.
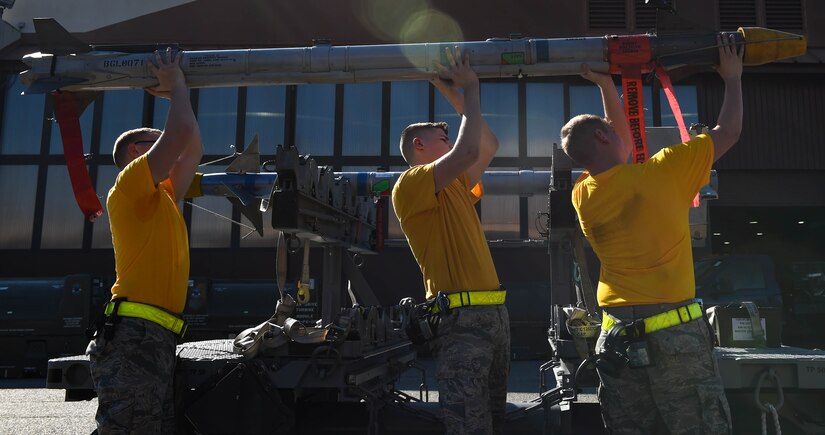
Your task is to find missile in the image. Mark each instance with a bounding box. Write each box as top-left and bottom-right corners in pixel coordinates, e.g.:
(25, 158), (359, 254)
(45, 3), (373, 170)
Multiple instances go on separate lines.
(191, 166), (717, 238)
(190, 170), (719, 203)
(20, 18), (806, 93)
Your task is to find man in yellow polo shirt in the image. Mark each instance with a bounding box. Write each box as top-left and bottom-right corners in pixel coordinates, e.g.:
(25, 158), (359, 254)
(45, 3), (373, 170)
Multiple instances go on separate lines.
(85, 47), (202, 434)
(559, 36), (743, 433)
(392, 47), (509, 434)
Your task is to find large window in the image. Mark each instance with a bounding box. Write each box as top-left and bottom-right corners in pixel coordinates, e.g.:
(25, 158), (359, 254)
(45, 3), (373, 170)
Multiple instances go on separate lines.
(0, 73), (698, 253)
(40, 166), (85, 249)
(342, 83), (382, 156)
(1, 77), (44, 155)
(245, 86), (286, 151)
(661, 85), (698, 127)
(0, 166), (38, 248)
(481, 83), (518, 157)
(99, 90), (144, 155)
(295, 84), (335, 156)
(198, 88), (239, 156)
(526, 83), (564, 157)
(570, 85), (653, 128)
(389, 81), (429, 157)
(434, 90), (462, 142)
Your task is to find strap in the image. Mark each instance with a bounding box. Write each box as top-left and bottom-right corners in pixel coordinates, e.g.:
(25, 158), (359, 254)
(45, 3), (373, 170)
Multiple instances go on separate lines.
(741, 301), (767, 346)
(654, 65), (690, 143)
(297, 239), (311, 304)
(51, 91), (103, 221)
(655, 64), (700, 208)
(608, 35), (653, 164)
(621, 65), (649, 164)
(105, 301), (186, 336)
(602, 302), (702, 334)
(431, 289), (506, 314)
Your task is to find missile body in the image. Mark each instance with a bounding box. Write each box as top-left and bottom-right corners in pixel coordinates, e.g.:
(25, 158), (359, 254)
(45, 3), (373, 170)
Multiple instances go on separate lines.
(195, 169), (718, 199)
(21, 27), (805, 93)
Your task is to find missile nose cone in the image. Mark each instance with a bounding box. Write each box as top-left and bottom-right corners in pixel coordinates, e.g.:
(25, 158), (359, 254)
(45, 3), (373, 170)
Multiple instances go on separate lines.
(738, 27), (807, 65)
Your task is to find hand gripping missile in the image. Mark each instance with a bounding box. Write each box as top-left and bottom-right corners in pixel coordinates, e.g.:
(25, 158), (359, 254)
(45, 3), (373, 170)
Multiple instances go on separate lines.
(20, 18), (806, 93)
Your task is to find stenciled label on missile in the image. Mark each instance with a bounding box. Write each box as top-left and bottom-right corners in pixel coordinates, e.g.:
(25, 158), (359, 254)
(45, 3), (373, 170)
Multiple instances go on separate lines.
(187, 54), (238, 69)
(501, 52), (525, 65)
(102, 59), (145, 69)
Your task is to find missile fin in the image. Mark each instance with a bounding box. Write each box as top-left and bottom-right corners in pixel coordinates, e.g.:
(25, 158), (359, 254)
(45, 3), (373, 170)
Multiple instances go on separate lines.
(226, 135), (261, 174)
(229, 197), (264, 237)
(33, 18), (91, 56)
(221, 182), (255, 206)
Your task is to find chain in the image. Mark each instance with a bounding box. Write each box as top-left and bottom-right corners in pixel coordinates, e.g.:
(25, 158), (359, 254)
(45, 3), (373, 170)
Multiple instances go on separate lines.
(761, 403), (782, 435)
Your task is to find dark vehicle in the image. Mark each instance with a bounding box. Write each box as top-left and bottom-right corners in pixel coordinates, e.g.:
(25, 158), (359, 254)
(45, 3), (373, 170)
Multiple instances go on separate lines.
(694, 255), (783, 308)
(695, 254), (825, 349)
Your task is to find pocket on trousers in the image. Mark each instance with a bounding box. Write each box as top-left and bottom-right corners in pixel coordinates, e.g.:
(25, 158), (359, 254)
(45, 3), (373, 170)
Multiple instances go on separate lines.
(652, 321), (706, 356)
(696, 384), (732, 435)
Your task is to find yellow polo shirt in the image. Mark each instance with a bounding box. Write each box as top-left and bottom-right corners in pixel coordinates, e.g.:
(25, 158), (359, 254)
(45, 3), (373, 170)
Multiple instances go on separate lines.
(572, 134), (714, 307)
(107, 154), (190, 314)
(392, 163), (499, 300)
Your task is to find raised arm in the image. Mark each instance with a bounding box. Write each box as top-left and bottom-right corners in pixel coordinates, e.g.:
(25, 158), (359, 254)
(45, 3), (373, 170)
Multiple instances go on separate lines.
(708, 34), (744, 162)
(431, 72), (499, 189)
(144, 48), (203, 200)
(431, 47), (483, 193)
(581, 65), (633, 162)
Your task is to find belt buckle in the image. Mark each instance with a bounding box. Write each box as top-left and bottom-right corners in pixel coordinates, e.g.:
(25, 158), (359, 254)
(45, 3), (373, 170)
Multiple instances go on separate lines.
(435, 292), (451, 316)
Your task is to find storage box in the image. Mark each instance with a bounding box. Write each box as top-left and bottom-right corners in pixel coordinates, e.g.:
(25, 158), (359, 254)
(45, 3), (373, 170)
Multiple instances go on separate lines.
(706, 303), (782, 347)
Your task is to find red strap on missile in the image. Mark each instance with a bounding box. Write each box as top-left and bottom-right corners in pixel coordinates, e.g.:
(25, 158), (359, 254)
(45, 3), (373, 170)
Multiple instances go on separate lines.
(608, 35), (653, 163)
(620, 65), (649, 163)
(655, 65), (700, 207)
(655, 65), (690, 143)
(51, 91), (104, 221)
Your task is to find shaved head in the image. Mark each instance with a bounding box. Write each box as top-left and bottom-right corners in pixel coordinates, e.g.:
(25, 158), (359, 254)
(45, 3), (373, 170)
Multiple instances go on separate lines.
(560, 114), (610, 167)
(399, 122), (448, 165)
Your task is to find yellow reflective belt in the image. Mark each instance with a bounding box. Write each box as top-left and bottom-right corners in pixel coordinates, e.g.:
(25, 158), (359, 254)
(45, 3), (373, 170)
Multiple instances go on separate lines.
(601, 302), (702, 334)
(432, 290), (506, 314)
(105, 301), (187, 336)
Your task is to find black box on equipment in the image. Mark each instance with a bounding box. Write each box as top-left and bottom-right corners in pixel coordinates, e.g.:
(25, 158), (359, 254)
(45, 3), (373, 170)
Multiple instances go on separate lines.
(706, 303), (782, 347)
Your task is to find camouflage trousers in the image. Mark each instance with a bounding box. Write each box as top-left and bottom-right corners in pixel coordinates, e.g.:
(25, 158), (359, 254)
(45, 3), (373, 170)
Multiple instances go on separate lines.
(595, 317), (732, 435)
(86, 317), (178, 435)
(429, 304), (511, 435)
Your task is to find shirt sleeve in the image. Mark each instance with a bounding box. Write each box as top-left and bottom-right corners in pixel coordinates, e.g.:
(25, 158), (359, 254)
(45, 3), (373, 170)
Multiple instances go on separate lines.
(113, 154), (157, 200)
(463, 173), (484, 204)
(647, 134), (715, 202)
(392, 164), (439, 221)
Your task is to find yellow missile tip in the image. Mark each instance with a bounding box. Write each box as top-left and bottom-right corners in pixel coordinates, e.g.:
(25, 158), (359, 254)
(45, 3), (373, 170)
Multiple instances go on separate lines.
(738, 27), (807, 65)
(184, 172), (204, 199)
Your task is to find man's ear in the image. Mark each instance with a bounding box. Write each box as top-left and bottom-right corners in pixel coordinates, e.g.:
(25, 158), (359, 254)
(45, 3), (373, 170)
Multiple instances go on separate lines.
(594, 128), (609, 144)
(413, 137), (424, 150)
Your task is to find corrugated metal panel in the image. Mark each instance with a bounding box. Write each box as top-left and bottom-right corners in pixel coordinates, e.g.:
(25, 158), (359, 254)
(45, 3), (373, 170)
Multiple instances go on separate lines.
(589, 0), (627, 31)
(700, 75), (825, 170)
(765, 0), (805, 33)
(634, 0), (658, 32)
(719, 0), (758, 31)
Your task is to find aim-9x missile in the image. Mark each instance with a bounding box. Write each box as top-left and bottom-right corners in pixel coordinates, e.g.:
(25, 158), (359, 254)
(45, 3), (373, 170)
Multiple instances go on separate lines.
(20, 18), (805, 93)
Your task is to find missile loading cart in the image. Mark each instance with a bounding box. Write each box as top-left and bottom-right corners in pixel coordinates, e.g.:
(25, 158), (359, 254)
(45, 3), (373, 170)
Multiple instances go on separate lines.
(30, 18), (825, 435)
